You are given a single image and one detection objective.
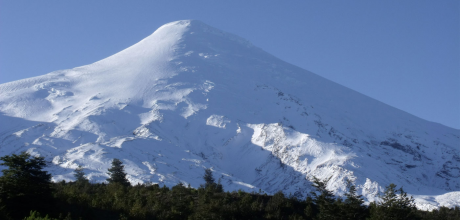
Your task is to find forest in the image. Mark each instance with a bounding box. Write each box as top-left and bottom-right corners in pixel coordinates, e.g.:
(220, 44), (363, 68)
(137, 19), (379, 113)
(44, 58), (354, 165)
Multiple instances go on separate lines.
(0, 152), (459, 220)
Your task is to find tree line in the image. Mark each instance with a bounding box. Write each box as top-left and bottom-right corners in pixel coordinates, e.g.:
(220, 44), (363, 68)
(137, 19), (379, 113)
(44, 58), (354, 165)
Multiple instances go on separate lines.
(0, 152), (459, 220)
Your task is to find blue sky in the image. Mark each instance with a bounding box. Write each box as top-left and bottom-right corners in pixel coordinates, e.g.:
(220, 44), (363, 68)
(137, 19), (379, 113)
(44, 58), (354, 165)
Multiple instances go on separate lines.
(0, 0), (458, 129)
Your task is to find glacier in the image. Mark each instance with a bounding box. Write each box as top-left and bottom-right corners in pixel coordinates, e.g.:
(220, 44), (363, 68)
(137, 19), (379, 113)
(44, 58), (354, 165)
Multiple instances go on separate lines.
(0, 20), (458, 210)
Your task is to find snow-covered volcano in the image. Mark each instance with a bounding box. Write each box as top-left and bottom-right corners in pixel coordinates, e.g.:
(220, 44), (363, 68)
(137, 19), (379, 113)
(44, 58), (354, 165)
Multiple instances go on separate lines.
(0, 20), (458, 210)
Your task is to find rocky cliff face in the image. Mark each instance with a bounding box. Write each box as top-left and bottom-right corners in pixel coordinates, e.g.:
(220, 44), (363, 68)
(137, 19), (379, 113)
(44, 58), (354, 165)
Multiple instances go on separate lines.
(0, 20), (458, 210)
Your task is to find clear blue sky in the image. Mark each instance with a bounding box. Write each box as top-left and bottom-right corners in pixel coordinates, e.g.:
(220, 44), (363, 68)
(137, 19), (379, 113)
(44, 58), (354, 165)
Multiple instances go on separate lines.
(1, 0), (459, 129)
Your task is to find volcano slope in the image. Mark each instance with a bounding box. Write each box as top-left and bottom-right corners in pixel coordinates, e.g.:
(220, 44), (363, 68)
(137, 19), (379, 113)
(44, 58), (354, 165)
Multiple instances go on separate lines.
(0, 20), (458, 210)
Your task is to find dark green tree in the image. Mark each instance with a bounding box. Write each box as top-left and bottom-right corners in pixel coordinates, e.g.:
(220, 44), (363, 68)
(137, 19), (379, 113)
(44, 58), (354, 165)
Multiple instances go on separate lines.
(202, 168), (224, 193)
(216, 178), (223, 193)
(310, 176), (340, 220)
(106, 158), (130, 187)
(342, 179), (367, 220)
(0, 152), (53, 219)
(265, 191), (293, 219)
(73, 165), (89, 184)
(368, 183), (419, 220)
(304, 195), (316, 219)
(203, 168), (215, 188)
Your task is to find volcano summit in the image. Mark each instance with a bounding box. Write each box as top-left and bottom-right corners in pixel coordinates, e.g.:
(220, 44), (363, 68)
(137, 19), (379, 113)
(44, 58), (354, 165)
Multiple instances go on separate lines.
(0, 20), (458, 210)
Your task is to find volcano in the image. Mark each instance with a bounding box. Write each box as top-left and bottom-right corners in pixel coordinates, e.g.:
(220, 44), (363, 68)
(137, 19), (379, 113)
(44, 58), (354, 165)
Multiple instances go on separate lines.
(0, 20), (458, 210)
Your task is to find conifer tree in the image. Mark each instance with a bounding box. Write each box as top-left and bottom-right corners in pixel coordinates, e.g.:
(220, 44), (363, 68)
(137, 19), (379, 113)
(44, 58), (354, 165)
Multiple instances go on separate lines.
(265, 191), (289, 219)
(216, 178), (223, 193)
(106, 158), (130, 187)
(368, 183), (419, 220)
(310, 176), (340, 220)
(304, 195), (316, 219)
(73, 165), (88, 184)
(0, 152), (53, 219)
(201, 168), (224, 193)
(203, 168), (215, 188)
(343, 179), (367, 220)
